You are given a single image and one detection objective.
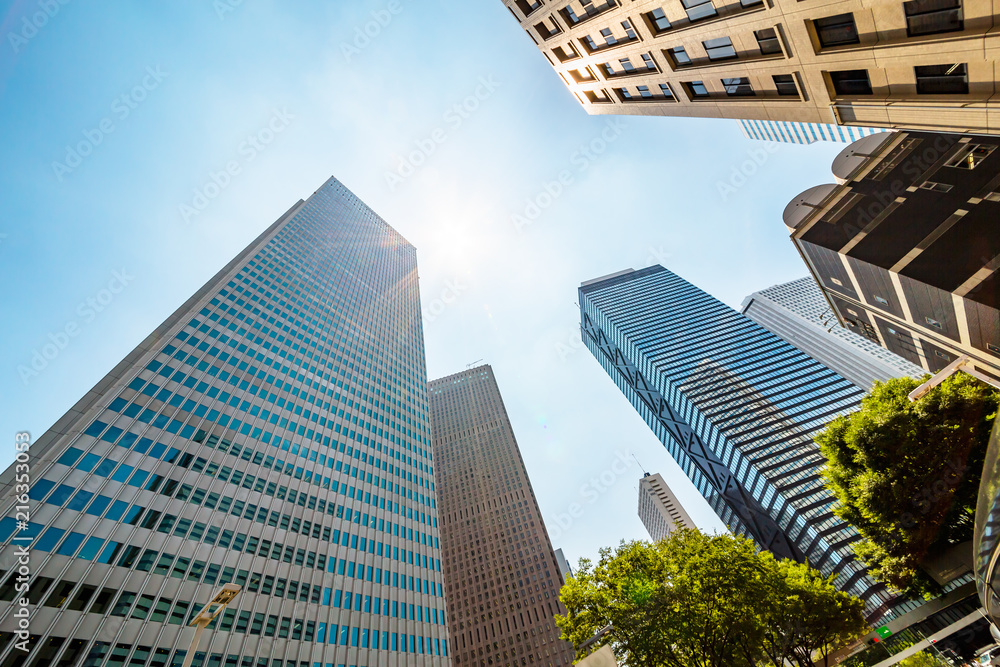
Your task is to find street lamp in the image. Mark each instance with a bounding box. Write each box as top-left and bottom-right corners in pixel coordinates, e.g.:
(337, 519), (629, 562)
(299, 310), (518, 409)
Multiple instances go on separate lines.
(181, 583), (242, 667)
(908, 355), (1000, 402)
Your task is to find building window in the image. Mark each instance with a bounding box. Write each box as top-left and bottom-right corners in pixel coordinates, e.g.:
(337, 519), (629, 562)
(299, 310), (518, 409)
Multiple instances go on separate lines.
(685, 81), (709, 97)
(670, 46), (691, 65)
(619, 57), (636, 72)
(534, 18), (562, 40)
(600, 62), (614, 76)
(945, 143), (995, 169)
(925, 317), (943, 329)
(773, 74), (798, 96)
(983, 192), (1000, 202)
(919, 180), (953, 192)
(829, 69), (873, 95)
(514, 0), (544, 17)
(621, 19), (637, 39)
(618, 87), (632, 99)
(722, 77), (754, 96)
(904, 0), (963, 36)
(681, 0), (717, 22)
(637, 85), (653, 98)
(915, 63), (968, 94)
(755, 28), (782, 55)
(659, 83), (675, 99)
(934, 349), (951, 360)
(814, 13), (860, 47)
(647, 7), (671, 32)
(553, 44), (580, 62)
(641, 53), (657, 70)
(987, 343), (1000, 354)
(583, 89), (611, 103)
(703, 36), (737, 60)
(599, 28), (617, 45)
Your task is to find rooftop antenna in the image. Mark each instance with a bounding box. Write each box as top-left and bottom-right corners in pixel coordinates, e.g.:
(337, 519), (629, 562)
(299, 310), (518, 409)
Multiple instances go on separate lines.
(466, 359), (484, 369)
(631, 453), (648, 475)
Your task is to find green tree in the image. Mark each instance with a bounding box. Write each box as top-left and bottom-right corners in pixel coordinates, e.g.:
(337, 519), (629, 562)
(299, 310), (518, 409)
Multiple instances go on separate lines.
(817, 374), (999, 597)
(895, 652), (949, 666)
(556, 530), (866, 667)
(760, 559), (868, 667)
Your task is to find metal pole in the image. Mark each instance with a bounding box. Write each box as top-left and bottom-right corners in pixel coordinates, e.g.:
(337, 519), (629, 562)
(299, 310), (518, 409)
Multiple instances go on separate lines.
(181, 621), (208, 667)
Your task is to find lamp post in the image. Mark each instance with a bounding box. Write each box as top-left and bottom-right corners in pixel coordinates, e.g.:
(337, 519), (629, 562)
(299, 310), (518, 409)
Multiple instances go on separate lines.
(908, 355), (1000, 402)
(181, 583), (241, 667)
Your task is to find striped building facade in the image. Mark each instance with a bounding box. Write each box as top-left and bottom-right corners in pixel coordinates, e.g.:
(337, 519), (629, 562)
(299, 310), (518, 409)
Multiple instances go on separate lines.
(738, 119), (889, 145)
(578, 265), (918, 623)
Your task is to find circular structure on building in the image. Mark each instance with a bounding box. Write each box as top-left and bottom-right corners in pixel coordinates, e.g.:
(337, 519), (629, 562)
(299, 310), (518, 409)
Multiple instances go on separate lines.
(781, 183), (838, 233)
(831, 132), (895, 182)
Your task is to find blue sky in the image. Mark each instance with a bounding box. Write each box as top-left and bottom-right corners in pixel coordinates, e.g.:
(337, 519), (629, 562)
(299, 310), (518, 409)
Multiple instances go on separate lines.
(0, 0), (847, 568)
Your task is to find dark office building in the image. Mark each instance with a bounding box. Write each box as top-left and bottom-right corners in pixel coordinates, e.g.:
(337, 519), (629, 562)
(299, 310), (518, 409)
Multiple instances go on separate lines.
(784, 131), (1000, 378)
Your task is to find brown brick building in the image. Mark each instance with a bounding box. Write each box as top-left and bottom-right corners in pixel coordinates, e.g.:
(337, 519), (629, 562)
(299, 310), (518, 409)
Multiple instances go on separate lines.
(503, 0), (1000, 134)
(429, 366), (575, 667)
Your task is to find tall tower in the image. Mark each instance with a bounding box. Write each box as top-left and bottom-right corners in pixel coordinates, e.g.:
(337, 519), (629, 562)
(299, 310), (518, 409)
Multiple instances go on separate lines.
(637, 472), (697, 542)
(428, 366), (575, 667)
(0, 178), (450, 666)
(578, 265), (918, 623)
(741, 276), (924, 390)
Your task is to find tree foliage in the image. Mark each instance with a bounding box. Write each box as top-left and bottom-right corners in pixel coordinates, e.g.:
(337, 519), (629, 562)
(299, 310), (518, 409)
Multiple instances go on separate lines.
(817, 374), (999, 597)
(895, 652), (949, 666)
(556, 530), (867, 667)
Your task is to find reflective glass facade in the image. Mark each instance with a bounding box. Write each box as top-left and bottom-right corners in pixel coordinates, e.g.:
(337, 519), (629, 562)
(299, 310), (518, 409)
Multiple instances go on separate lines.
(579, 265), (917, 623)
(0, 177), (450, 666)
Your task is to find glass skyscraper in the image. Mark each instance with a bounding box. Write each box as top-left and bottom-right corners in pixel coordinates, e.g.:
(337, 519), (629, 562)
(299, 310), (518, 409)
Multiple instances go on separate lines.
(0, 177), (449, 666)
(578, 265), (917, 623)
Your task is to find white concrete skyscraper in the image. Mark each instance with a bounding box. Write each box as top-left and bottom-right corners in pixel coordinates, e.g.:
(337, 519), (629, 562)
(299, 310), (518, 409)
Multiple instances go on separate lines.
(741, 277), (924, 390)
(637, 473), (696, 542)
